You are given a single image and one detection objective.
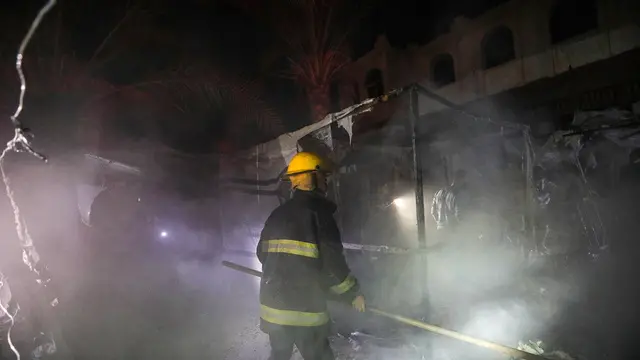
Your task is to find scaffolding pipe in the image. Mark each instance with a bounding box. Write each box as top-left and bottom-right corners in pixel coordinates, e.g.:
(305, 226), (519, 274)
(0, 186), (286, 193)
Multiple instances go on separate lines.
(409, 86), (427, 248)
(414, 83), (479, 119)
(221, 260), (548, 360)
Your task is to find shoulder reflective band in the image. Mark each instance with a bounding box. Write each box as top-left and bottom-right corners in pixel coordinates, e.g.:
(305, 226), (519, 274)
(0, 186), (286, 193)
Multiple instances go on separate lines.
(263, 239), (319, 258)
(260, 305), (329, 327)
(330, 274), (357, 295)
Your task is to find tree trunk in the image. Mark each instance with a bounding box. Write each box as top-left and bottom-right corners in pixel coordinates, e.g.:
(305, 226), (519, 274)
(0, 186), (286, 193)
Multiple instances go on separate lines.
(307, 86), (331, 123)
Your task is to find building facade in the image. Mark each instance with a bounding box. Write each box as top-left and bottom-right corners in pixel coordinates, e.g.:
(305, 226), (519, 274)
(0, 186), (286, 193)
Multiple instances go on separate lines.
(337, 0), (640, 136)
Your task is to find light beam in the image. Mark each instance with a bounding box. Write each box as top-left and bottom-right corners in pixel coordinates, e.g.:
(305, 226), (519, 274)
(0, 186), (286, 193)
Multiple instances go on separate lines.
(393, 197), (406, 209)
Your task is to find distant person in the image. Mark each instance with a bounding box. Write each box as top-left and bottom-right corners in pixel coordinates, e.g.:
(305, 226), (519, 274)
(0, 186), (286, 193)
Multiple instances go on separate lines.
(68, 181), (180, 359)
(89, 181), (147, 241)
(256, 152), (365, 360)
(431, 169), (468, 233)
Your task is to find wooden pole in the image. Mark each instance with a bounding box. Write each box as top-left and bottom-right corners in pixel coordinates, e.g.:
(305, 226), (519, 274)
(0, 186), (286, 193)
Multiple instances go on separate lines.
(221, 260), (548, 360)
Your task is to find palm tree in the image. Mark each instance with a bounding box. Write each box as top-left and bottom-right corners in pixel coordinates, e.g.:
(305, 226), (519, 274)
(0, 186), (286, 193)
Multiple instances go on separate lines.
(232, 0), (368, 123)
(131, 63), (283, 154)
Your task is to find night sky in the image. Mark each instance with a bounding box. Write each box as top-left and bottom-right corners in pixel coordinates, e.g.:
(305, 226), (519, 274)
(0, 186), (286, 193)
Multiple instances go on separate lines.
(1, 0), (509, 152)
(7, 0), (510, 69)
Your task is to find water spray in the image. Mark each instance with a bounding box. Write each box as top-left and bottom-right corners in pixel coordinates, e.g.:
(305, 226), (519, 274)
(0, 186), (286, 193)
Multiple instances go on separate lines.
(0, 1), (58, 359)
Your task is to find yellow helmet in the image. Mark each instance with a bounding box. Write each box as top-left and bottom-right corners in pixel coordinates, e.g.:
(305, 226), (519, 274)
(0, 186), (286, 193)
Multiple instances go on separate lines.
(285, 152), (332, 176)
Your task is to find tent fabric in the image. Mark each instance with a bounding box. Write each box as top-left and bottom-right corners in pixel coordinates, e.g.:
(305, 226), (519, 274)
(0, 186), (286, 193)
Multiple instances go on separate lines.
(219, 100), (373, 191)
(217, 102), (372, 252)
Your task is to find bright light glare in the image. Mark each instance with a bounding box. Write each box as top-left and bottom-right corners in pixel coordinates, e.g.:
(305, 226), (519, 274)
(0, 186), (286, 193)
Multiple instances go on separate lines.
(393, 197), (406, 208)
(160, 231), (168, 238)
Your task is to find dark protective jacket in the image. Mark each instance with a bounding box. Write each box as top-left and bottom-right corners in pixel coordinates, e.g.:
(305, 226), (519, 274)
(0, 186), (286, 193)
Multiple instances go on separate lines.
(256, 190), (361, 333)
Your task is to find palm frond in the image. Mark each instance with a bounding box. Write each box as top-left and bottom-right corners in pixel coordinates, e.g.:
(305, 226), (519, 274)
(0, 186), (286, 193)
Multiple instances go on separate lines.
(135, 63), (284, 149)
(228, 0), (359, 88)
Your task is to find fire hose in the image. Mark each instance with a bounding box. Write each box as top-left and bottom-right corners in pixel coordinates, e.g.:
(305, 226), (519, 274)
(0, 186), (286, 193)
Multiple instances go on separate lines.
(221, 260), (548, 360)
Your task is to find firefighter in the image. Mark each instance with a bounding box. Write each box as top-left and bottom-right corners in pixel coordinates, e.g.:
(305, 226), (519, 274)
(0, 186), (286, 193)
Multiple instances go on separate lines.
(256, 151), (366, 360)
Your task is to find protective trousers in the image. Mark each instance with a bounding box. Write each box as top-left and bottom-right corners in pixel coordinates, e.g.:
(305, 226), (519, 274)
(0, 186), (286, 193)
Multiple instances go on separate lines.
(268, 326), (335, 360)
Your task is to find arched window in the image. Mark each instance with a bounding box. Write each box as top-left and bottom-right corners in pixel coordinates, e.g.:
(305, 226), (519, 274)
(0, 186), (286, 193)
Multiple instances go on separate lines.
(549, 0), (598, 45)
(482, 26), (516, 70)
(365, 69), (384, 98)
(431, 53), (456, 88)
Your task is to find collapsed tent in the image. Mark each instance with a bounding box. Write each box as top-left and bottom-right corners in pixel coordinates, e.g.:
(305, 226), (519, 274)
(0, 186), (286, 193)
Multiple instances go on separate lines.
(215, 85), (538, 255)
(532, 108), (640, 258)
(425, 123), (535, 248)
(217, 98), (382, 252)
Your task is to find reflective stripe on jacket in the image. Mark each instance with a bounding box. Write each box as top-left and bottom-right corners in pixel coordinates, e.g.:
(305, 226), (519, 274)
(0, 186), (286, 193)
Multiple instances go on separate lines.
(256, 190), (360, 332)
(260, 304), (329, 327)
(262, 239), (319, 258)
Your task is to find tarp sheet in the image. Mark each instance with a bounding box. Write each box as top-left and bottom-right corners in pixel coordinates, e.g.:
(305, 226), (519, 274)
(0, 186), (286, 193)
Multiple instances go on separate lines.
(532, 109), (640, 256)
(218, 101), (371, 252)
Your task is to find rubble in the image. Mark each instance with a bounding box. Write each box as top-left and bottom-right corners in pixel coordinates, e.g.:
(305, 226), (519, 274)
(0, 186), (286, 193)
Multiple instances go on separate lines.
(516, 340), (575, 360)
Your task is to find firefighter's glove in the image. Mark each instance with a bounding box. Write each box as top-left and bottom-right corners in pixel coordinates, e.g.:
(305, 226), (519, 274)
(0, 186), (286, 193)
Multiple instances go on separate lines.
(352, 295), (366, 312)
